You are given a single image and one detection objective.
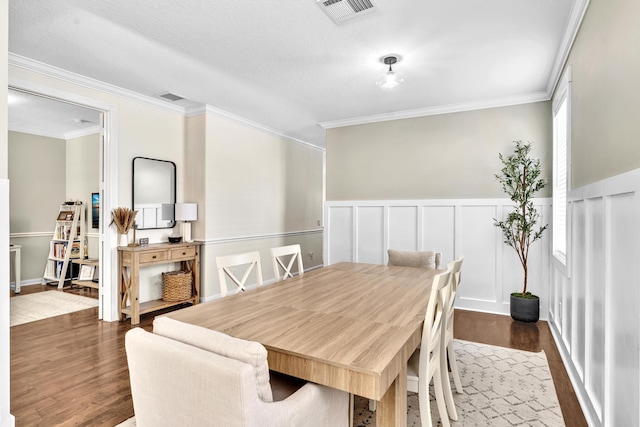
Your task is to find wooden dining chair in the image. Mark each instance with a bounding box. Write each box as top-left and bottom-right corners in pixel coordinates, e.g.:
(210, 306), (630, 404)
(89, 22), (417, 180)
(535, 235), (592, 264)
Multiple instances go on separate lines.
(270, 244), (304, 282)
(387, 249), (442, 270)
(216, 251), (264, 297)
(444, 256), (464, 395)
(406, 267), (457, 427)
(366, 249), (444, 414)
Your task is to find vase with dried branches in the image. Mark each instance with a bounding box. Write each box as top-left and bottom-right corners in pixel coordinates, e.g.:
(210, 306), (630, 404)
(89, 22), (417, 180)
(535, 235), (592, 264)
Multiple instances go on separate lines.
(111, 207), (138, 246)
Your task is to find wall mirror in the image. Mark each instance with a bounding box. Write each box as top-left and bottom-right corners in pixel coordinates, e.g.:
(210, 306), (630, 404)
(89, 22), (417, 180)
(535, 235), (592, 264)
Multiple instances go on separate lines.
(132, 157), (176, 229)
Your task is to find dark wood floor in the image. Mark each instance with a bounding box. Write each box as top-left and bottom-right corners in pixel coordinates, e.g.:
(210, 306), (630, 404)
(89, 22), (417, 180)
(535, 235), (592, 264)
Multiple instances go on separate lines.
(9, 286), (586, 426)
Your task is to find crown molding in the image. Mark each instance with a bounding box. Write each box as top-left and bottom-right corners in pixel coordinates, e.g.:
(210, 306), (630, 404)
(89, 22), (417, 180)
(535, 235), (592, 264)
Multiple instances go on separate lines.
(65, 126), (101, 140)
(10, 53), (324, 150)
(9, 53), (187, 115)
(545, 0), (590, 97)
(319, 91), (550, 129)
(9, 124), (100, 140)
(186, 104), (325, 151)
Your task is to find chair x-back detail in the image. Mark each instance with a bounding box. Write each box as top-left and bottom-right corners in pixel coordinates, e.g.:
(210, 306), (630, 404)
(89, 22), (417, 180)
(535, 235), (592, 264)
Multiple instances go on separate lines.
(445, 256), (464, 394)
(216, 251), (264, 297)
(406, 267), (458, 427)
(270, 244), (304, 282)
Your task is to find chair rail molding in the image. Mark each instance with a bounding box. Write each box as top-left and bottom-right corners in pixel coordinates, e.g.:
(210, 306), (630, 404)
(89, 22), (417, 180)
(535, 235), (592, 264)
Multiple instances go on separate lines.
(324, 198), (551, 319)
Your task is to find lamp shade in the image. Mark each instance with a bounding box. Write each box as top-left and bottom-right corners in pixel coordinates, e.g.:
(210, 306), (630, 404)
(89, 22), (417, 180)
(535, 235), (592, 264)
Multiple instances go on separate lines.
(174, 203), (197, 222)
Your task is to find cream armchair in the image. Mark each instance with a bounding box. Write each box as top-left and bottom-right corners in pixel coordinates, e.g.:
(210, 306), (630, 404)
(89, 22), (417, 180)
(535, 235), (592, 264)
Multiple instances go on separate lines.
(126, 317), (349, 427)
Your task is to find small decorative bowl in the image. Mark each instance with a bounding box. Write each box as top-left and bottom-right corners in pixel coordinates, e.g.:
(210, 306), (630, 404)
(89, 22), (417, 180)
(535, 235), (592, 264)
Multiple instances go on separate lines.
(168, 236), (182, 243)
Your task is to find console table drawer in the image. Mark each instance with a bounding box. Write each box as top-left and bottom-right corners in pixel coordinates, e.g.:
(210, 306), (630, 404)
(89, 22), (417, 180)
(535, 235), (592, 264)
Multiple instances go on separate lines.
(170, 247), (196, 260)
(139, 251), (168, 263)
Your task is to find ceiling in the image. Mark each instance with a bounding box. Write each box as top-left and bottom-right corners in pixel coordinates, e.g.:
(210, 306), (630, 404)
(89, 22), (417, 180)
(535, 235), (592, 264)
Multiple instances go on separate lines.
(8, 0), (579, 148)
(9, 90), (100, 139)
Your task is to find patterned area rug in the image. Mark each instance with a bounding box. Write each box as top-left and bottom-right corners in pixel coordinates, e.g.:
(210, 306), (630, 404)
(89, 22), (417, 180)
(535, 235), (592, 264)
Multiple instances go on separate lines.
(10, 291), (98, 327)
(354, 340), (565, 426)
(116, 340), (565, 427)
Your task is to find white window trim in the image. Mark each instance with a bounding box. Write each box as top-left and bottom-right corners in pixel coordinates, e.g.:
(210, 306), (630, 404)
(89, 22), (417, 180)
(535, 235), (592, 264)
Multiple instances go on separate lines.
(552, 65), (572, 276)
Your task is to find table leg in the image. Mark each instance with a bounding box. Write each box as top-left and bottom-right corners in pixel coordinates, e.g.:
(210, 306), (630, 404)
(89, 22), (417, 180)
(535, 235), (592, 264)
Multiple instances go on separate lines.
(376, 363), (407, 427)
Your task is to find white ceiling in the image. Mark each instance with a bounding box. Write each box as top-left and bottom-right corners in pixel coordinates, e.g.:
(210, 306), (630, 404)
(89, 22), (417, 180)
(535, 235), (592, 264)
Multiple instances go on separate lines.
(8, 90), (100, 139)
(8, 0), (578, 148)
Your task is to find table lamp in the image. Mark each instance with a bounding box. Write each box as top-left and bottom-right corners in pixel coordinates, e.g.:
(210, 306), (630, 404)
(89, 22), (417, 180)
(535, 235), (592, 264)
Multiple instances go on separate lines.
(174, 203), (197, 242)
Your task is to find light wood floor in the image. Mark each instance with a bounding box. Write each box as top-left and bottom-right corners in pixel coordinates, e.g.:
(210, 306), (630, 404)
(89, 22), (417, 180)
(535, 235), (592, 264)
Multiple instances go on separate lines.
(9, 285), (587, 427)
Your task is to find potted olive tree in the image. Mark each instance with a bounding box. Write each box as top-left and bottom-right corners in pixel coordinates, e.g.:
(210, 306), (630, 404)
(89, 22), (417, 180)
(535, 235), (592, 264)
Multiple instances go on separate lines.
(494, 140), (548, 322)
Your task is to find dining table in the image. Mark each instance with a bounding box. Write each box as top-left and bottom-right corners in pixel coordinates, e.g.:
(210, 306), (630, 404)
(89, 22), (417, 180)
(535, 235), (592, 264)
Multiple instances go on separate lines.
(163, 261), (440, 427)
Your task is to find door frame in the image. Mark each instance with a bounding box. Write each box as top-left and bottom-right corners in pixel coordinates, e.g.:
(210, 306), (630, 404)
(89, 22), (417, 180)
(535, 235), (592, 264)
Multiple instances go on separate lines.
(8, 76), (119, 321)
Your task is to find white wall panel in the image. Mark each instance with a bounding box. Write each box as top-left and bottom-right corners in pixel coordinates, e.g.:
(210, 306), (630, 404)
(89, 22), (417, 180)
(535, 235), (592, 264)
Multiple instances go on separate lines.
(422, 206), (455, 266)
(357, 207), (384, 264)
(460, 205), (498, 303)
(325, 199), (550, 317)
(548, 168), (640, 427)
(606, 192), (639, 427)
(327, 206), (353, 264)
(586, 197), (605, 421)
(572, 200), (586, 380)
(388, 206), (418, 251)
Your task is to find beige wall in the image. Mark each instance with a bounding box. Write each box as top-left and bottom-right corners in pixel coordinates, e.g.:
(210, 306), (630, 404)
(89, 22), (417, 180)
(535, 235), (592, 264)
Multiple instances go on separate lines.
(67, 132), (100, 258)
(8, 131), (101, 282)
(559, 0), (640, 188)
(186, 112), (325, 299)
(66, 132), (100, 226)
(8, 132), (66, 283)
(326, 101), (551, 200)
(9, 131), (66, 232)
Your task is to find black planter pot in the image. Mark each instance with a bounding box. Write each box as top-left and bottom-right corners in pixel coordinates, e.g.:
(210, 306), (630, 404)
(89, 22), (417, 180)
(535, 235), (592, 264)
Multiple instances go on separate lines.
(510, 294), (539, 322)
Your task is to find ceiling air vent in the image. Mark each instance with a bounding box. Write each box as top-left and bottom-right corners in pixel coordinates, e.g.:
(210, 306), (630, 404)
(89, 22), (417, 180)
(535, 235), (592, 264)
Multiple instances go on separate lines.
(158, 92), (185, 102)
(316, 0), (377, 25)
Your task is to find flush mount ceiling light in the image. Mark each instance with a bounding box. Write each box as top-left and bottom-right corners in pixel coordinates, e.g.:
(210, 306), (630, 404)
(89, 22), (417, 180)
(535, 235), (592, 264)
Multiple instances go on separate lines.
(376, 55), (404, 90)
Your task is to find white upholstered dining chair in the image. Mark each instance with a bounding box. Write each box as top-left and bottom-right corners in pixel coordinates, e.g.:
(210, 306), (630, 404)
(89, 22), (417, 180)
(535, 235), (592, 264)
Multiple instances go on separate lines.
(406, 267), (457, 427)
(387, 249), (442, 270)
(126, 317), (350, 427)
(216, 251), (264, 297)
(444, 256), (464, 394)
(270, 244), (304, 281)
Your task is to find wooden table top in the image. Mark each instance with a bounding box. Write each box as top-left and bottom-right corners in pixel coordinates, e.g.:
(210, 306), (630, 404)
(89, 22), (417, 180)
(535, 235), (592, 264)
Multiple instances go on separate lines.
(163, 262), (439, 402)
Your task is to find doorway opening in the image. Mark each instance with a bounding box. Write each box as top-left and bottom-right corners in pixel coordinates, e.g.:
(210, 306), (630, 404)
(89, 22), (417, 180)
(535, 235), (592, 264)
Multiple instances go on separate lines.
(7, 83), (117, 321)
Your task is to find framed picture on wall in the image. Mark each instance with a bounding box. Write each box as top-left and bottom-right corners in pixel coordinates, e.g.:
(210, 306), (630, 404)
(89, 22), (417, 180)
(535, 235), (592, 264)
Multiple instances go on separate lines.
(57, 211), (73, 221)
(92, 192), (100, 229)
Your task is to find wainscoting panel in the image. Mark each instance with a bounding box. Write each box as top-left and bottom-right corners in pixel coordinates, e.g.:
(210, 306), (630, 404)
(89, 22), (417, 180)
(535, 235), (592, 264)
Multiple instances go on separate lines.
(571, 200), (586, 381)
(459, 205), (498, 303)
(327, 206), (353, 264)
(325, 199), (551, 318)
(585, 197), (605, 420)
(606, 192), (638, 427)
(388, 206), (418, 251)
(422, 206), (455, 264)
(357, 207), (384, 265)
(549, 168), (640, 427)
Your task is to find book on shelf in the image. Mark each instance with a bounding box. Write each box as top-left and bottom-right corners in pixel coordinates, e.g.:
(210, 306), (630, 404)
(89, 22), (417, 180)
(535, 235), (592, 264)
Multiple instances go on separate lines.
(51, 241), (81, 259)
(54, 225), (81, 240)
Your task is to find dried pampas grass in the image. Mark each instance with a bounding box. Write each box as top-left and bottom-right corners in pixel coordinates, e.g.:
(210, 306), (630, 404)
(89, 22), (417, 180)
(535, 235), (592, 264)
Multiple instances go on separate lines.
(111, 207), (137, 234)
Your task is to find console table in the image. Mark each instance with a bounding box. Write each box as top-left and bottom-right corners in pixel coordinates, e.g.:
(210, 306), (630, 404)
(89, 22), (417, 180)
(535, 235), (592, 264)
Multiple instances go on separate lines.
(118, 241), (201, 325)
